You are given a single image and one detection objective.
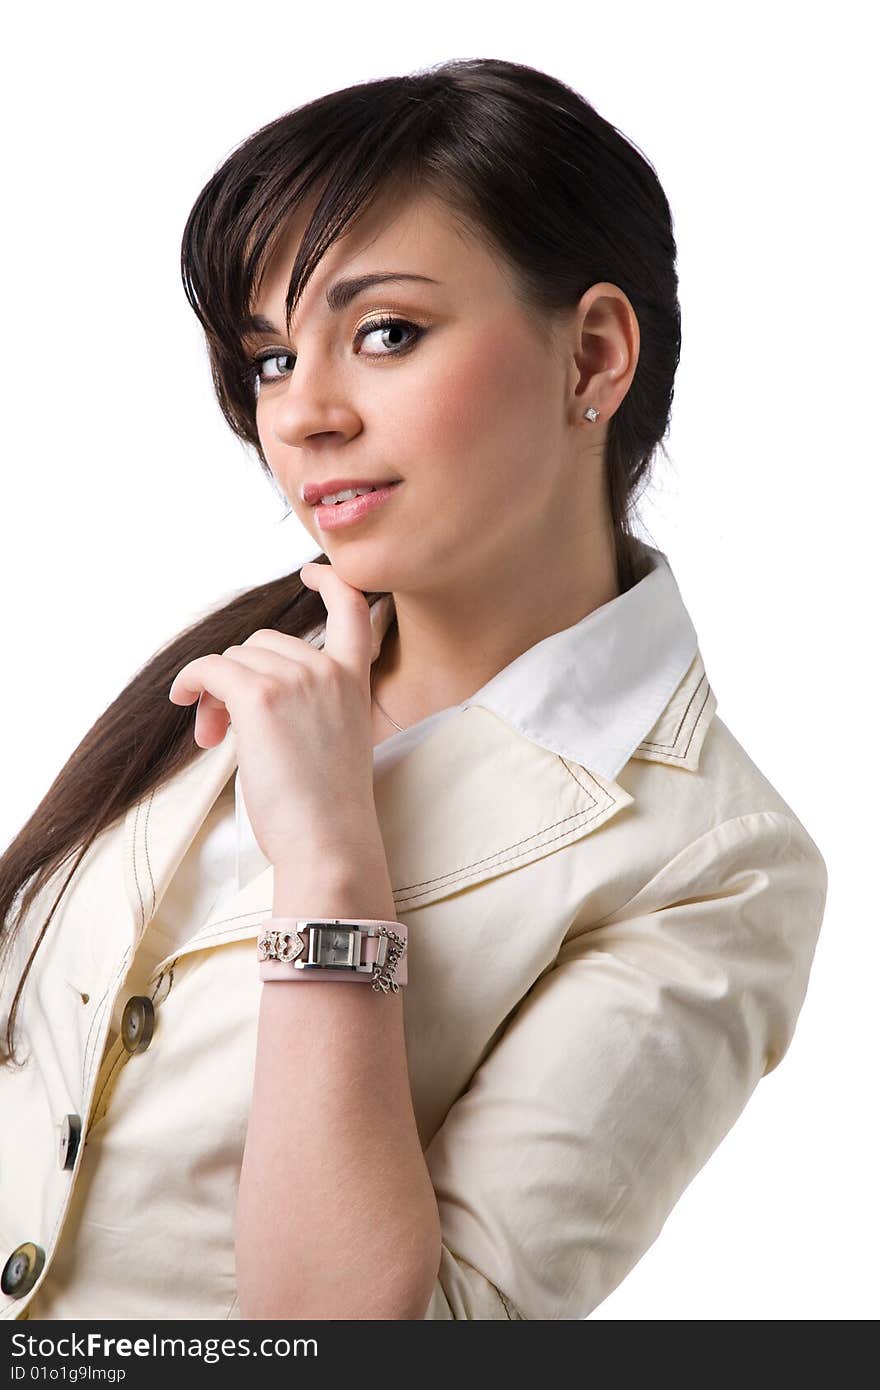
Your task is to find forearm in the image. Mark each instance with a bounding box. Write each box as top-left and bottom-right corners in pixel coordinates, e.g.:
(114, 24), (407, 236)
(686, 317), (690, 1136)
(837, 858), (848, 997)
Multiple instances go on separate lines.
(235, 850), (442, 1320)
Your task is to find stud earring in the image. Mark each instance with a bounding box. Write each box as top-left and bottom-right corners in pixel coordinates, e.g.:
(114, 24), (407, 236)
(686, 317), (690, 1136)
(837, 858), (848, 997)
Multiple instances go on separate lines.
(582, 406), (599, 422)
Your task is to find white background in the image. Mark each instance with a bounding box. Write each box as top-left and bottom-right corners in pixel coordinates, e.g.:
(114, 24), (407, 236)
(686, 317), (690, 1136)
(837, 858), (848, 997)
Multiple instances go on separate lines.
(1, 0), (876, 1320)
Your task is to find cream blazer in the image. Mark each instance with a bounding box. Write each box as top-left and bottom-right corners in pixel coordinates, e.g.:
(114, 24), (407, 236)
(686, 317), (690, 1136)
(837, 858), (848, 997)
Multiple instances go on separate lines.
(0, 555), (828, 1321)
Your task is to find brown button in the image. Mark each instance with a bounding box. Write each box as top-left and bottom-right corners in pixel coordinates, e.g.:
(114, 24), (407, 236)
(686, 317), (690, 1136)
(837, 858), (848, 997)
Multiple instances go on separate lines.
(1, 1242), (45, 1298)
(58, 1114), (82, 1170)
(121, 995), (154, 1054)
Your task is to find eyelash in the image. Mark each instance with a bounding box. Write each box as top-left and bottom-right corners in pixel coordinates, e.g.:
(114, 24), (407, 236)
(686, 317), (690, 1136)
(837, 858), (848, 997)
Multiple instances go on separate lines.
(241, 314), (425, 392)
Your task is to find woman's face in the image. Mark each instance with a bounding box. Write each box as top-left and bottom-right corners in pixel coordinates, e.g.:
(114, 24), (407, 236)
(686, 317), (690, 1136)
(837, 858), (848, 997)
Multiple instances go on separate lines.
(243, 190), (594, 599)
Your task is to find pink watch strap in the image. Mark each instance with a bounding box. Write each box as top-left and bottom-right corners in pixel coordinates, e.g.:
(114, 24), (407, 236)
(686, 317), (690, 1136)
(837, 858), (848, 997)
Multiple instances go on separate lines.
(258, 917), (408, 986)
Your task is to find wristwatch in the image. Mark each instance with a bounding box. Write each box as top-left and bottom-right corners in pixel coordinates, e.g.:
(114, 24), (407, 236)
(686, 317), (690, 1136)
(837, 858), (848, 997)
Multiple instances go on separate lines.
(257, 917), (407, 993)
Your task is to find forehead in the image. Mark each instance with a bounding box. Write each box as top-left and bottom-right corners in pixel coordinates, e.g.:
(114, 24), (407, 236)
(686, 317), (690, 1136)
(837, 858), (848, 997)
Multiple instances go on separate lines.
(248, 190), (487, 324)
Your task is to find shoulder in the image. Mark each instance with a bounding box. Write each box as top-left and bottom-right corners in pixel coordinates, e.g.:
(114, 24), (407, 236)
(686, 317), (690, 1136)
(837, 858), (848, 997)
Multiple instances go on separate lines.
(580, 704), (829, 949)
(622, 683), (825, 868)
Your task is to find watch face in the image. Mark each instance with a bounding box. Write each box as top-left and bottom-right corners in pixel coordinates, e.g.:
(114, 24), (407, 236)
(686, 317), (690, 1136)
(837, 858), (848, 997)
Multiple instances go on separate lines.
(315, 926), (358, 967)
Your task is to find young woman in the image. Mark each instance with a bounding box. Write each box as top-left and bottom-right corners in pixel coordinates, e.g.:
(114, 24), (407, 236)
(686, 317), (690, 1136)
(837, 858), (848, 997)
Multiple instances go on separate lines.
(0, 57), (828, 1321)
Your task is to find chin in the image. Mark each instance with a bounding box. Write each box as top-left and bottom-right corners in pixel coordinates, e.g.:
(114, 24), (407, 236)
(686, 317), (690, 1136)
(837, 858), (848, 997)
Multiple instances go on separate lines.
(312, 552), (396, 595)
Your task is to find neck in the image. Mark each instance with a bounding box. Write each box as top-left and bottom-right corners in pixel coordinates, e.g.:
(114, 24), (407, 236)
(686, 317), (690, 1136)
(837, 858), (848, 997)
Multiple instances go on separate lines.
(369, 528), (621, 731)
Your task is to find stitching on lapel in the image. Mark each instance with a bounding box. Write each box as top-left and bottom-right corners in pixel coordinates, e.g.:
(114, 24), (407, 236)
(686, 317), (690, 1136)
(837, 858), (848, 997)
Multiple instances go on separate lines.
(130, 789), (148, 930)
(392, 758), (612, 897)
(142, 789), (157, 921)
(638, 675), (711, 759)
(393, 804), (602, 896)
(178, 909), (272, 947)
(560, 760), (609, 798)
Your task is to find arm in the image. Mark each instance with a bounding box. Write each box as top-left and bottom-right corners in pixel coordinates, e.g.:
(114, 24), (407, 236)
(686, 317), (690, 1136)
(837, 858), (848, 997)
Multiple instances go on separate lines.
(235, 829), (442, 1321)
(420, 811), (828, 1319)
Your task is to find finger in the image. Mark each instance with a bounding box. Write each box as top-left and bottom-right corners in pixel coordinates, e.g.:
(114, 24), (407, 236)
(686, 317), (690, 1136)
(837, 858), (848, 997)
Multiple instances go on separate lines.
(300, 561), (372, 687)
(168, 654), (248, 748)
(168, 667), (228, 740)
(209, 640), (317, 690)
(234, 628), (326, 669)
(170, 637), (322, 749)
(195, 690), (232, 748)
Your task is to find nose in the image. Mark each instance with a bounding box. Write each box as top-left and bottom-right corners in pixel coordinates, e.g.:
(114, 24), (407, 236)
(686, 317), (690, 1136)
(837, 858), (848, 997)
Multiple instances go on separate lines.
(267, 359), (362, 452)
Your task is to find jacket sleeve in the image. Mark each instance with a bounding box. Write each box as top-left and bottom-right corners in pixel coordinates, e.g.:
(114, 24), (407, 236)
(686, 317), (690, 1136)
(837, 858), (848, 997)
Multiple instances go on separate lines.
(420, 810), (828, 1320)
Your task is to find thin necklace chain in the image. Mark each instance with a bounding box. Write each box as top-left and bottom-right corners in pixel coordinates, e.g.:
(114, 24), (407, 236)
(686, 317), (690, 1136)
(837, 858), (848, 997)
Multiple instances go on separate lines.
(371, 689), (406, 733)
(371, 616), (406, 731)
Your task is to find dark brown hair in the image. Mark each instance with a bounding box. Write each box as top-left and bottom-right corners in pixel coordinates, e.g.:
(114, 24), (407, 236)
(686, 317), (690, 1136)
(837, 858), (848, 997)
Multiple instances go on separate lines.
(1, 56), (681, 1064)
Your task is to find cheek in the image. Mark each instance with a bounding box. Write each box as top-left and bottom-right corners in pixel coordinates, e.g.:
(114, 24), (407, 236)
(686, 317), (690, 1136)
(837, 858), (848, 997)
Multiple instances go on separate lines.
(412, 325), (544, 491)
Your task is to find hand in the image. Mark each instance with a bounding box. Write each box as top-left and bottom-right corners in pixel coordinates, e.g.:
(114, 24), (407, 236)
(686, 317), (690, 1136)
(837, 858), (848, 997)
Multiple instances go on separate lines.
(167, 561), (380, 871)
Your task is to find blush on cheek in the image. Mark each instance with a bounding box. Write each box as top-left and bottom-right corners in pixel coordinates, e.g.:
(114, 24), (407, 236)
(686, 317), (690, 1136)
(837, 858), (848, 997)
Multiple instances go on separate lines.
(449, 324), (533, 419)
(418, 324), (548, 492)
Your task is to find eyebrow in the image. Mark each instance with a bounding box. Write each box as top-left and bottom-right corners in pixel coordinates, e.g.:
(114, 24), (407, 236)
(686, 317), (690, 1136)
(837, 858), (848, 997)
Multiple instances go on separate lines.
(244, 272), (441, 337)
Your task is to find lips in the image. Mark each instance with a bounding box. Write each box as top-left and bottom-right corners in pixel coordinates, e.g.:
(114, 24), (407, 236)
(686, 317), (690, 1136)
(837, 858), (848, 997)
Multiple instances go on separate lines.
(312, 481), (403, 530)
(302, 477), (401, 506)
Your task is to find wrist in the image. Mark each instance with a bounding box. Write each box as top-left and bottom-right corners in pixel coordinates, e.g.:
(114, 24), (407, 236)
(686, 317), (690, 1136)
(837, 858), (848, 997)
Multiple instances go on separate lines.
(271, 856), (397, 925)
(272, 816), (385, 880)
